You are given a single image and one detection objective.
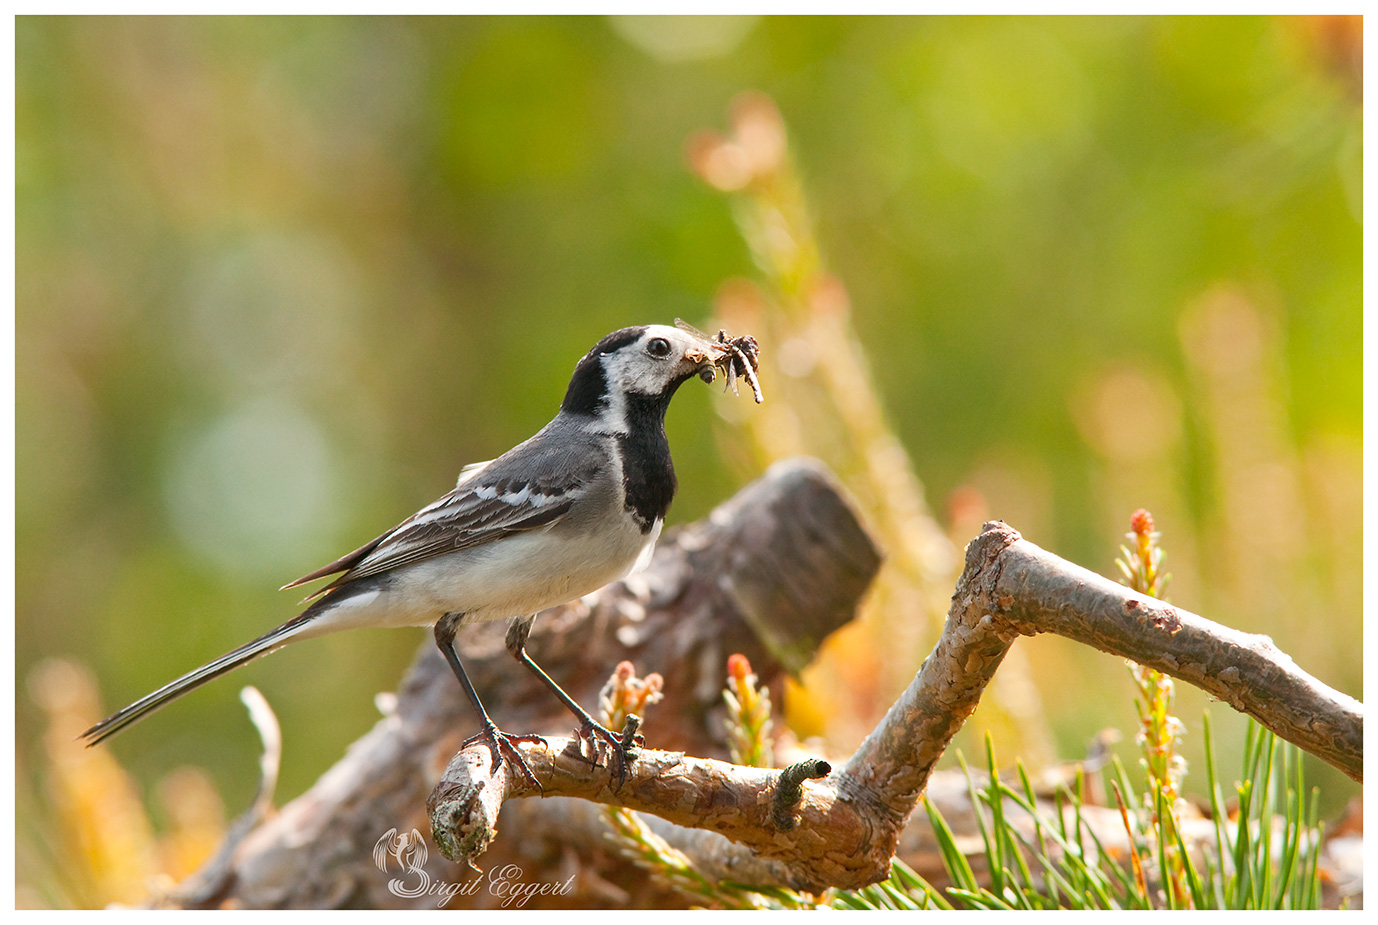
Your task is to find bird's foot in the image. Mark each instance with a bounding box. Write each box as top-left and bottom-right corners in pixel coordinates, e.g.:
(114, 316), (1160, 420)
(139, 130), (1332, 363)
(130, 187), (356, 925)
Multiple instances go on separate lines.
(464, 723), (545, 793)
(574, 714), (644, 790)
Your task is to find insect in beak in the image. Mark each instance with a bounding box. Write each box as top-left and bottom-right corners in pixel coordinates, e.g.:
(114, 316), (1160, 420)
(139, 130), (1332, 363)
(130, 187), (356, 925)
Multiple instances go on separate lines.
(675, 319), (764, 404)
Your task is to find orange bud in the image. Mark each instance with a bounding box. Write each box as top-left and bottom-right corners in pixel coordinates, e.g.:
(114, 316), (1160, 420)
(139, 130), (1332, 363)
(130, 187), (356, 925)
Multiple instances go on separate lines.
(727, 653), (752, 685)
(1130, 508), (1155, 538)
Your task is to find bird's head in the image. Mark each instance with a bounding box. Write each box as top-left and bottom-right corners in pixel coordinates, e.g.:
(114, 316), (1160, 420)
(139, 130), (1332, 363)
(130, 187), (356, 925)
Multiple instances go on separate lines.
(561, 324), (718, 418)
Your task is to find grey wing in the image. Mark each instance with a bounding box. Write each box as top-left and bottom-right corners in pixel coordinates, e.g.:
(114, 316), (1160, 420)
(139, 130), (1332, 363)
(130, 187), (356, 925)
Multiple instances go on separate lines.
(338, 483), (577, 584)
(283, 431), (595, 595)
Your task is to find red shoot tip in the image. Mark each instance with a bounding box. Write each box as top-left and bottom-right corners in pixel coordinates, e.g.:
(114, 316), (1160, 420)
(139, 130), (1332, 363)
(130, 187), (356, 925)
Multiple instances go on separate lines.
(727, 653), (752, 684)
(1130, 508), (1155, 538)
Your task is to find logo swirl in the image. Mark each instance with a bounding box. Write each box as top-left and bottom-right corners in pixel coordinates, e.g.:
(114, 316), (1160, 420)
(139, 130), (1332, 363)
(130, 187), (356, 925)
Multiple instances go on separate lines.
(372, 827), (431, 898)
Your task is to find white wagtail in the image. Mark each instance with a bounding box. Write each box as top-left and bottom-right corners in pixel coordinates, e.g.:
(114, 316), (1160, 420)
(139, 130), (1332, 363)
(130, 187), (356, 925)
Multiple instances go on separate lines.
(81, 324), (756, 780)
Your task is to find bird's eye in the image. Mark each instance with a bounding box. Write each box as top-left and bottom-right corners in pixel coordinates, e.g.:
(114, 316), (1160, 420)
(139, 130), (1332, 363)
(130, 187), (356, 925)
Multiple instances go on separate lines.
(646, 337), (671, 358)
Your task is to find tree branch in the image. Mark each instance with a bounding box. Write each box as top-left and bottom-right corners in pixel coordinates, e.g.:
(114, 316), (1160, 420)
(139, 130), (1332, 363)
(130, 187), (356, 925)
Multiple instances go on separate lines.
(429, 738), (858, 891)
(978, 522), (1363, 781)
(430, 521), (1363, 895)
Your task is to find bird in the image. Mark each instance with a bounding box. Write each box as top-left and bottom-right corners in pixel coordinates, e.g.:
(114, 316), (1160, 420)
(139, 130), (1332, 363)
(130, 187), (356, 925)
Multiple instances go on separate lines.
(81, 323), (745, 781)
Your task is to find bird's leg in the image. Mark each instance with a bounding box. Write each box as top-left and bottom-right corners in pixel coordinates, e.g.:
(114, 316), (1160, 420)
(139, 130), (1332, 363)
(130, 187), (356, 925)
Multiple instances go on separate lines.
(434, 613), (542, 791)
(505, 615), (639, 785)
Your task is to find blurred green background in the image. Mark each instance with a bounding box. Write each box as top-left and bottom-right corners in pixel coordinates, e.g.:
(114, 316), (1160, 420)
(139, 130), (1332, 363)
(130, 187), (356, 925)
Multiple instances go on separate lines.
(16, 15), (1361, 905)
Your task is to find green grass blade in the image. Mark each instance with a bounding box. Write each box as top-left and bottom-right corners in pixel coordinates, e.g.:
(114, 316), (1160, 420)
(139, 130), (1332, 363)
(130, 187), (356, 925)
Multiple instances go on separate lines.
(983, 737), (1011, 897)
(1253, 731), (1277, 908)
(996, 781), (1038, 893)
(922, 794), (980, 894)
(879, 883), (922, 910)
(1014, 763), (1058, 906)
(889, 858), (930, 895)
(1171, 798), (1208, 909)
(1241, 719), (1259, 783)
(1271, 746), (1301, 908)
(1081, 798), (1129, 906)
(1005, 816), (1095, 909)
(1302, 814), (1323, 911)
(1070, 770), (1090, 901)
(832, 859), (951, 910)
(948, 887), (1015, 910)
(997, 869), (1035, 909)
(1233, 778), (1255, 907)
(1202, 711), (1232, 906)
(1154, 785), (1176, 909)
(959, 749), (1001, 898)
(1201, 849), (1224, 910)
(890, 859), (950, 910)
(1052, 788), (1083, 900)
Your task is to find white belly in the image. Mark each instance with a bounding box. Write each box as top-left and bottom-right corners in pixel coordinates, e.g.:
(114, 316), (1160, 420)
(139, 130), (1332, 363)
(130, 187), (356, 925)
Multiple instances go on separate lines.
(299, 517), (661, 639)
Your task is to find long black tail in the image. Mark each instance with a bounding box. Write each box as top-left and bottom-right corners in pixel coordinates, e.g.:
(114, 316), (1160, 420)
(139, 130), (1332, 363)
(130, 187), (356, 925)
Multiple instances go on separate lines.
(79, 612), (314, 746)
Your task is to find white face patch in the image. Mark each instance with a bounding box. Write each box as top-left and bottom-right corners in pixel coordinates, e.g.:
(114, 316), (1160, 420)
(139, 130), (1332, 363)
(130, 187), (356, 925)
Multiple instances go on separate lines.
(592, 325), (710, 434)
(576, 323), (716, 435)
